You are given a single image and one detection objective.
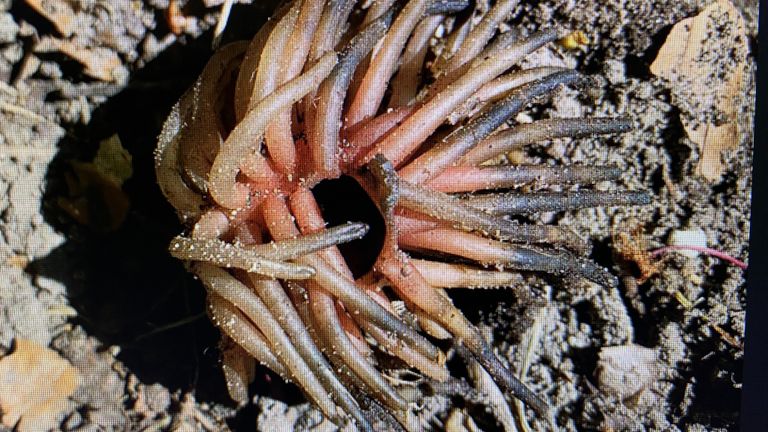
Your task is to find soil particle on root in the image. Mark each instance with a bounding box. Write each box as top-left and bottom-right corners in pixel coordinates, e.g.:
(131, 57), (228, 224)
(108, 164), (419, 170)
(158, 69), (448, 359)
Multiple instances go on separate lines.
(0, 0), (755, 431)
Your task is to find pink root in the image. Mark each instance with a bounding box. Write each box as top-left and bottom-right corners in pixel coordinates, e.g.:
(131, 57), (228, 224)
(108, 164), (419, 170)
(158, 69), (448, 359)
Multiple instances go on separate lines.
(649, 245), (748, 270)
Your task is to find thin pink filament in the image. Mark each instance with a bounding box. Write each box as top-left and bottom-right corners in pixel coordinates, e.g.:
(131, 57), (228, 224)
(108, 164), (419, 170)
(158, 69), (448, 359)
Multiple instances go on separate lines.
(649, 245), (748, 270)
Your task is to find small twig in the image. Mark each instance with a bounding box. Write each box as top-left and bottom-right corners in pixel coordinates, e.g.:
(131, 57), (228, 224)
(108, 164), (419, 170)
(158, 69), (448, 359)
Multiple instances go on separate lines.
(466, 349), (518, 432)
(514, 307), (547, 432)
(212, 0), (235, 49)
(134, 312), (206, 341)
(645, 243), (746, 350)
(673, 290), (743, 350)
(47, 305), (78, 317)
(649, 245), (747, 270)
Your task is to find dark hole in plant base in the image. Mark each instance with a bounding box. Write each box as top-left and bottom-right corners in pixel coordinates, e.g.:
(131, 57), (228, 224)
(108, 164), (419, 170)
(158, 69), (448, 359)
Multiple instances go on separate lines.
(311, 175), (386, 278)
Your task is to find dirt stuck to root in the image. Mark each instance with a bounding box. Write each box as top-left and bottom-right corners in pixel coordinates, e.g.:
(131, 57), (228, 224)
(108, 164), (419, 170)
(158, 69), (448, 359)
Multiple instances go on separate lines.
(0, 0), (756, 431)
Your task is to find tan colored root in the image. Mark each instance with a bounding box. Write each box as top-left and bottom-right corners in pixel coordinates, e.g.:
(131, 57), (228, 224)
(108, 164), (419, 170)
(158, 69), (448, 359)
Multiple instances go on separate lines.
(263, 0), (325, 173)
(170, 235), (316, 280)
(359, 29), (558, 167)
(207, 292), (288, 377)
(446, 0), (519, 71)
(347, 0), (431, 126)
(389, 15), (443, 107)
(178, 41), (247, 194)
(247, 276), (373, 430)
(219, 336), (256, 407)
(411, 259), (525, 288)
(209, 52), (337, 209)
(154, 124), (206, 222)
(195, 263), (345, 424)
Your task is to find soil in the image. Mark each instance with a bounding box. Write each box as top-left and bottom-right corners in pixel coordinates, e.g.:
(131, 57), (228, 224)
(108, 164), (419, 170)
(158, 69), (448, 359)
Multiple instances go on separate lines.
(0, 0), (757, 431)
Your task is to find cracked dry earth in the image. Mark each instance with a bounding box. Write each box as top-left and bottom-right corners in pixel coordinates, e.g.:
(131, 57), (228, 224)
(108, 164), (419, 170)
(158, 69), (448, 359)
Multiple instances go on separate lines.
(0, 0), (757, 431)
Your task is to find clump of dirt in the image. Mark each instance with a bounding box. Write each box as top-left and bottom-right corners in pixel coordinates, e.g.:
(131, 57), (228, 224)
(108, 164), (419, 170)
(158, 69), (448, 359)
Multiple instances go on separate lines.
(0, 0), (756, 431)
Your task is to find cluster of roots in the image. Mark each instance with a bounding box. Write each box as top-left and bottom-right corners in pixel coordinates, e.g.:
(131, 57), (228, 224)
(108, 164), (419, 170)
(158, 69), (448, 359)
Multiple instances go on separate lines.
(154, 0), (650, 430)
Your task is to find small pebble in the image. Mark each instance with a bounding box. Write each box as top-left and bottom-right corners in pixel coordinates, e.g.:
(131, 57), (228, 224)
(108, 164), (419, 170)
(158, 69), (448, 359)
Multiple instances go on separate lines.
(669, 228), (707, 258)
(597, 344), (659, 401)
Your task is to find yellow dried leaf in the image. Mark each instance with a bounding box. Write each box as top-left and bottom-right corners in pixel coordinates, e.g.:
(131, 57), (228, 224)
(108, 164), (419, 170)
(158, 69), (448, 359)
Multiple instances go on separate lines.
(558, 30), (589, 50)
(57, 134), (132, 231)
(93, 134), (133, 187)
(650, 0), (749, 181)
(0, 339), (81, 432)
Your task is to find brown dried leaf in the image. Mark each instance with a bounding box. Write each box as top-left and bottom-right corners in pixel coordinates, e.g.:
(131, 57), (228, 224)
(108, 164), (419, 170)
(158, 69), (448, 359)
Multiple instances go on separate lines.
(24, 0), (78, 37)
(57, 161), (131, 232)
(0, 339), (81, 431)
(650, 0), (749, 181)
(612, 225), (660, 285)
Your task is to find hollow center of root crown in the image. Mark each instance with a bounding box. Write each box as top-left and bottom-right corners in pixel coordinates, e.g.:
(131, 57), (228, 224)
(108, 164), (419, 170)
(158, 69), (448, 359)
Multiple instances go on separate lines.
(311, 175), (385, 277)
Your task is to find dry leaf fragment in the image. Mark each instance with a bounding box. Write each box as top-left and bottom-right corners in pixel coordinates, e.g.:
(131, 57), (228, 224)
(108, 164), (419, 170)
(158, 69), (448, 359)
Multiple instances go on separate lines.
(558, 30), (589, 50)
(93, 134), (133, 186)
(612, 225), (661, 285)
(35, 37), (126, 82)
(0, 339), (81, 432)
(166, 0), (187, 35)
(650, 0), (749, 181)
(5, 254), (29, 269)
(57, 134), (132, 231)
(24, 0), (78, 37)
